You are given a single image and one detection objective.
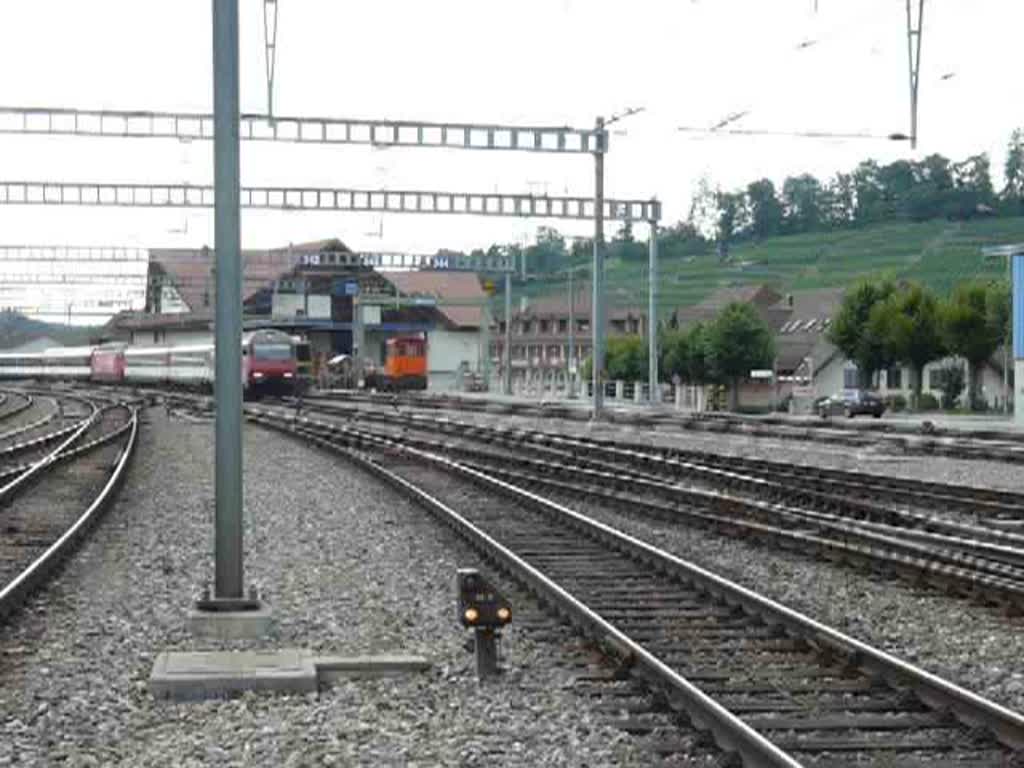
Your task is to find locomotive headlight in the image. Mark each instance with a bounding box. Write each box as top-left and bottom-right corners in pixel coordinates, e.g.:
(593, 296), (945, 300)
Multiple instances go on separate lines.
(253, 372), (265, 378)
(283, 372), (294, 378)
(463, 607), (479, 624)
(497, 607), (511, 622)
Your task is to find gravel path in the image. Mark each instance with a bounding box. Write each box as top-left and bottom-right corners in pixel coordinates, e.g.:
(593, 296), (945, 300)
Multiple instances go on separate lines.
(0, 407), (666, 767)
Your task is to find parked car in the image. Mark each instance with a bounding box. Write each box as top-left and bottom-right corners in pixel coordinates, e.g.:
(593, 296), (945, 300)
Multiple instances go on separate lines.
(817, 389), (886, 419)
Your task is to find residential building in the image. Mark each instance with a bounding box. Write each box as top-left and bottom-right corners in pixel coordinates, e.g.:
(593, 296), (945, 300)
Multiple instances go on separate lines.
(490, 283), (648, 388)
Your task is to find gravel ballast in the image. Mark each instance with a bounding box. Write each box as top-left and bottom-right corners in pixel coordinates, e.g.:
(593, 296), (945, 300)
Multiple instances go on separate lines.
(0, 407), (668, 767)
(386, 405), (1024, 713)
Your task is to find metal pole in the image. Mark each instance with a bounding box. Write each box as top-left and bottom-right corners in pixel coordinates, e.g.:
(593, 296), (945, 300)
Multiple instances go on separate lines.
(503, 272), (512, 395)
(648, 220), (658, 403)
(568, 266), (575, 393)
(353, 296), (364, 384)
(591, 117), (606, 419)
(212, 0), (243, 601)
(481, 300), (491, 389)
(1007, 254), (1011, 415)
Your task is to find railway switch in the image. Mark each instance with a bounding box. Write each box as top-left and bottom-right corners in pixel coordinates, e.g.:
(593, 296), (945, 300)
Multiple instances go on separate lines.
(456, 568), (511, 679)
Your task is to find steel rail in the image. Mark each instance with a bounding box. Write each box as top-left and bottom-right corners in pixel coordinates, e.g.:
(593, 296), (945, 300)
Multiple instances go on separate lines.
(0, 407), (60, 445)
(245, 410), (800, 766)
(287, 398), (1024, 551)
(0, 389), (34, 424)
(301, 393), (1024, 520)
(261, 409), (1024, 606)
(0, 407), (138, 619)
(0, 400), (102, 504)
(305, 389), (1024, 464)
(249, 406), (1024, 759)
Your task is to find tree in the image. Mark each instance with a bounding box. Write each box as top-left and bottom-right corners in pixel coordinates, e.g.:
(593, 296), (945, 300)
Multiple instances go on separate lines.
(605, 335), (647, 381)
(827, 279), (896, 388)
(941, 281), (1005, 409)
(661, 322), (711, 384)
(745, 179), (783, 240)
(852, 160), (884, 224)
(705, 303), (774, 411)
(874, 283), (945, 408)
(822, 172), (856, 229)
(781, 174), (823, 233)
(1003, 128), (1024, 213)
(713, 190), (747, 261)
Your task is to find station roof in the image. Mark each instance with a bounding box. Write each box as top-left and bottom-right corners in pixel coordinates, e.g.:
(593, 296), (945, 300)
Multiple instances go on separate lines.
(381, 271), (486, 329)
(148, 239), (350, 314)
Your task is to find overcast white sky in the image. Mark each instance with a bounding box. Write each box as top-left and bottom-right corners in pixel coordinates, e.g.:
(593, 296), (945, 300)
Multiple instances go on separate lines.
(0, 1), (1022, 320)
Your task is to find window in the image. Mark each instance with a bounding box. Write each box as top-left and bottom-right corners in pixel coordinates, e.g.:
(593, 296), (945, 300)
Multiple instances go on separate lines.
(843, 367), (859, 388)
(887, 367), (903, 389)
(522, 321), (532, 334)
(539, 320), (550, 334)
(577, 319), (589, 332)
(928, 368), (942, 389)
(557, 319), (568, 333)
(610, 319), (626, 333)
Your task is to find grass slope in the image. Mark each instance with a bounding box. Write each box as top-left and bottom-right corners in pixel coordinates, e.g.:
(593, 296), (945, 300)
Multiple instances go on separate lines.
(520, 217), (1024, 316)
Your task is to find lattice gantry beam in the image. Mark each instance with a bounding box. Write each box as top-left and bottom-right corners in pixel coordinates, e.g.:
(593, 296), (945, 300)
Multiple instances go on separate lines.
(0, 106), (606, 154)
(0, 245), (148, 262)
(0, 181), (661, 222)
(294, 250), (516, 273)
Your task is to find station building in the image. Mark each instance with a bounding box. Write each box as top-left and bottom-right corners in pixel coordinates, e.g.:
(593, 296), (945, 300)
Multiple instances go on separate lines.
(101, 239), (489, 389)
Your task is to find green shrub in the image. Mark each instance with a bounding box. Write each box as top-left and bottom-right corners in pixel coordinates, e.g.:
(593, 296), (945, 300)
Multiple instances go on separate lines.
(885, 394), (908, 412)
(918, 392), (940, 411)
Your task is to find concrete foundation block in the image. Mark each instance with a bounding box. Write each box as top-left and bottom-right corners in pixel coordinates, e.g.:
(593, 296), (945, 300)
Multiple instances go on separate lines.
(186, 603), (273, 641)
(313, 654), (431, 683)
(150, 649), (317, 700)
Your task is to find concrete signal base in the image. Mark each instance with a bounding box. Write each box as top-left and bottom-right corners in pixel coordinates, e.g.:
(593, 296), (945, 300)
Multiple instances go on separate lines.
(186, 602), (274, 641)
(149, 650), (432, 700)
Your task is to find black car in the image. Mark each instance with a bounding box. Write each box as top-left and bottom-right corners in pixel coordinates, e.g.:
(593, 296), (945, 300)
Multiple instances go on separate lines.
(817, 389), (885, 419)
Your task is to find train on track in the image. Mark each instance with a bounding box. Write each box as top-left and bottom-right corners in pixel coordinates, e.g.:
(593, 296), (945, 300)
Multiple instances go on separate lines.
(0, 329), (301, 396)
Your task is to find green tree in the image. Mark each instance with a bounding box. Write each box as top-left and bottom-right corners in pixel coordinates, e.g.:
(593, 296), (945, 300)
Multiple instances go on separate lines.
(827, 279), (896, 388)
(941, 281), (1005, 409)
(714, 190), (747, 260)
(1004, 128), (1024, 212)
(781, 174), (823, 233)
(745, 179), (783, 240)
(605, 335), (647, 381)
(705, 303), (774, 411)
(661, 322), (711, 384)
(874, 283), (945, 408)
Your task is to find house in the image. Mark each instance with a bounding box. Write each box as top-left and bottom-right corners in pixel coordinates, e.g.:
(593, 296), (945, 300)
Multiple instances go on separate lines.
(491, 282), (648, 390)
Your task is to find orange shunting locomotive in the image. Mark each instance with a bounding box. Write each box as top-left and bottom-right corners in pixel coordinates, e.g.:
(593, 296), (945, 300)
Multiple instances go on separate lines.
(365, 335), (428, 390)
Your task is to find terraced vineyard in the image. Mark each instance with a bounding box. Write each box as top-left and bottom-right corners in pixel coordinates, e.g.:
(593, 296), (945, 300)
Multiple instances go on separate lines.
(513, 216), (1024, 316)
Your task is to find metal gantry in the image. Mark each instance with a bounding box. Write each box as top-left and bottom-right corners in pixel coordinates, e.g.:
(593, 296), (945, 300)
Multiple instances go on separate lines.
(0, 106), (604, 153)
(0, 180), (657, 222)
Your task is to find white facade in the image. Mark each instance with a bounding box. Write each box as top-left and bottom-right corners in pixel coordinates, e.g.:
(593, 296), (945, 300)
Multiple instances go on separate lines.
(129, 328), (213, 347)
(427, 328), (482, 390)
(814, 352), (1008, 409)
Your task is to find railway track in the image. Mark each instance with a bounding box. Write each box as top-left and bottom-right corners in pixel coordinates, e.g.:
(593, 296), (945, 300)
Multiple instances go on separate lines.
(247, 403), (1024, 766)
(308, 389), (1024, 464)
(0, 391), (138, 620)
(0, 390), (33, 425)
(299, 395), (1024, 520)
(260, 399), (1024, 610)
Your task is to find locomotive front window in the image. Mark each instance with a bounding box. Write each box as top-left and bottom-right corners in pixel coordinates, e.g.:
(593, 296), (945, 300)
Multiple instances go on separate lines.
(252, 343), (293, 361)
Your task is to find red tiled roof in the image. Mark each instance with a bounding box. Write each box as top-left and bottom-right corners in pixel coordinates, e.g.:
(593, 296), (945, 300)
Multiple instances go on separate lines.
(149, 240), (350, 313)
(382, 272), (486, 328)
